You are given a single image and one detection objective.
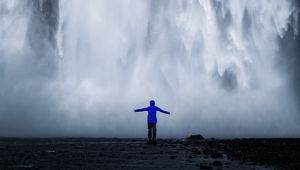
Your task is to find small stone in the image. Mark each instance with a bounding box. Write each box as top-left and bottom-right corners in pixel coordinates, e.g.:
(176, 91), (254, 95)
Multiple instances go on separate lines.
(188, 155), (195, 159)
(247, 162), (257, 165)
(203, 148), (211, 155)
(191, 148), (202, 154)
(46, 150), (55, 153)
(211, 152), (223, 158)
(170, 155), (178, 159)
(212, 161), (223, 166)
(199, 165), (213, 169)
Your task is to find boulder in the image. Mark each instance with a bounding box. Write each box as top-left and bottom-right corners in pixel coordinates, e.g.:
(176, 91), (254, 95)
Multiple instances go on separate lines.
(186, 134), (204, 140)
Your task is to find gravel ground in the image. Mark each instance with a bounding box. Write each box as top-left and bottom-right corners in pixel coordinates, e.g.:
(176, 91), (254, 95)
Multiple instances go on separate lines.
(0, 137), (297, 170)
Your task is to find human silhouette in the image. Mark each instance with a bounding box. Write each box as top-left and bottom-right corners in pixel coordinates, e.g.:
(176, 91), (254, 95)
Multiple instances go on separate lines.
(134, 100), (170, 144)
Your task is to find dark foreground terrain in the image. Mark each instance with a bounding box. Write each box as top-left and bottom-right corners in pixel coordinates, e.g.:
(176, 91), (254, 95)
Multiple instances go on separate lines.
(0, 137), (299, 170)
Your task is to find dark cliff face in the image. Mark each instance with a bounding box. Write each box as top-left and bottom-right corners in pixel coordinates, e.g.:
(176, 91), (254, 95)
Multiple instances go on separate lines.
(278, 1), (300, 109)
(293, 1), (300, 107)
(29, 0), (59, 46)
(25, 0), (59, 77)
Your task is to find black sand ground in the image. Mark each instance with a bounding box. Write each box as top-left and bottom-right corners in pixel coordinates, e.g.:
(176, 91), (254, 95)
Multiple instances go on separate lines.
(0, 137), (299, 170)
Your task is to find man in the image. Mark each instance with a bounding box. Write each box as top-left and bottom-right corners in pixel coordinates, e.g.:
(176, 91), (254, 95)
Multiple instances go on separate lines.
(134, 100), (170, 144)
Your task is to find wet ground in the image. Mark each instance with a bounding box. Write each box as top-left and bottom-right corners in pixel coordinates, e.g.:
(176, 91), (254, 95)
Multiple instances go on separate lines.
(0, 138), (299, 170)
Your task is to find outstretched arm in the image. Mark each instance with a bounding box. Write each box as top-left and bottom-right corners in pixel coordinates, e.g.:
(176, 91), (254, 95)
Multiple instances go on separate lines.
(134, 107), (148, 112)
(157, 107), (170, 115)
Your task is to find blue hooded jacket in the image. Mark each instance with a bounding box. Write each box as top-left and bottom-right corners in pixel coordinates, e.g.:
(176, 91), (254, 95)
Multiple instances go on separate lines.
(134, 100), (170, 123)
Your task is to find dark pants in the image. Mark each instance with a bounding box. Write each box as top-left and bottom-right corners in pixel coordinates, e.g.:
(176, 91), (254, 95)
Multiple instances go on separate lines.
(147, 122), (157, 142)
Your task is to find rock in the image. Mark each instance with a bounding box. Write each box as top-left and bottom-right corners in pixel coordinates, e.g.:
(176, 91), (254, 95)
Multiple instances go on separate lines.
(203, 148), (211, 155)
(170, 155), (178, 159)
(247, 162), (257, 165)
(212, 161), (223, 166)
(187, 134), (204, 140)
(211, 152), (223, 158)
(175, 139), (184, 144)
(188, 155), (195, 159)
(199, 165), (213, 169)
(230, 151), (243, 160)
(191, 148), (202, 154)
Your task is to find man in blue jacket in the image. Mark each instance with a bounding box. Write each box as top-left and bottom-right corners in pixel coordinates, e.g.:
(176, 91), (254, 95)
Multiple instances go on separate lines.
(134, 100), (170, 144)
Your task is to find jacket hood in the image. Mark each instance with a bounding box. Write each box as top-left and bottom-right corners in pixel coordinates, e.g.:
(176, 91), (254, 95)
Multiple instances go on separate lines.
(150, 100), (155, 106)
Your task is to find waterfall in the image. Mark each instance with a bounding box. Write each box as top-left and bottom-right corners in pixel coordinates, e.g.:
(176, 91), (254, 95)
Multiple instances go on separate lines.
(0, 0), (299, 137)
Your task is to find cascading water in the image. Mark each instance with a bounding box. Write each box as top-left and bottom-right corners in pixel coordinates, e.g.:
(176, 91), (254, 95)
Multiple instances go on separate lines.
(0, 0), (299, 137)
